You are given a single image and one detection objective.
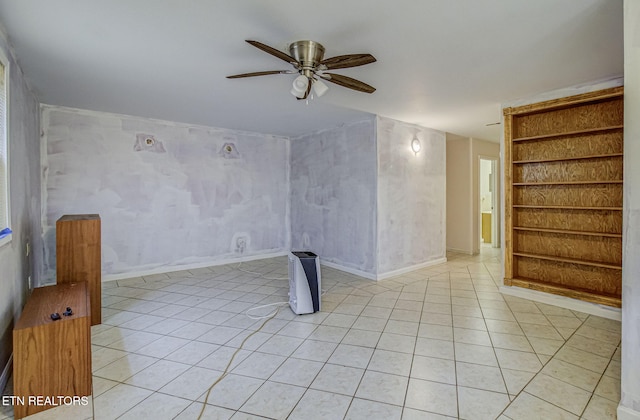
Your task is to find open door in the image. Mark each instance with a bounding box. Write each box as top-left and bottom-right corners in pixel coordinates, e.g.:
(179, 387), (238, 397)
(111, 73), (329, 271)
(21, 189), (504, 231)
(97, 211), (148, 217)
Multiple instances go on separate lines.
(480, 157), (500, 249)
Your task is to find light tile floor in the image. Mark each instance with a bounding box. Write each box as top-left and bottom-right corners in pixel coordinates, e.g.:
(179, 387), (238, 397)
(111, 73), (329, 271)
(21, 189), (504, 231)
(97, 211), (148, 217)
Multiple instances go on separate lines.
(1, 248), (621, 419)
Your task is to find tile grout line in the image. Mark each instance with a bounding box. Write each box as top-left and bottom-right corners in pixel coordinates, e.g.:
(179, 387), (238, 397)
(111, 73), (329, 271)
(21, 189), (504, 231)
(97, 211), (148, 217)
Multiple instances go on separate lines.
(496, 312), (622, 418)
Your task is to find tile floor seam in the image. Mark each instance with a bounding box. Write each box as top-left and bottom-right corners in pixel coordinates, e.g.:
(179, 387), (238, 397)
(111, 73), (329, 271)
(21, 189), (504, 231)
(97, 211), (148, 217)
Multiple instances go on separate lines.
(469, 261), (512, 408)
(450, 270), (461, 419)
(400, 279), (428, 419)
(496, 312), (619, 419)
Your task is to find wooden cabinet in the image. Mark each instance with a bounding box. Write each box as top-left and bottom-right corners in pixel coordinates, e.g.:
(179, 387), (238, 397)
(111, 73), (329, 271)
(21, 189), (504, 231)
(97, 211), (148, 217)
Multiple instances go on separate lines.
(482, 212), (492, 244)
(13, 282), (92, 419)
(56, 214), (101, 325)
(503, 87), (623, 307)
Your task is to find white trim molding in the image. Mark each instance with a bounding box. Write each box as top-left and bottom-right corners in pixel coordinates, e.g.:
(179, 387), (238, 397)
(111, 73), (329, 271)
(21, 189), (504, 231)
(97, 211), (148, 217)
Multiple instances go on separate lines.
(618, 405), (640, 420)
(103, 251), (288, 282)
(446, 247), (474, 255)
(376, 258), (448, 281)
(319, 260), (377, 281)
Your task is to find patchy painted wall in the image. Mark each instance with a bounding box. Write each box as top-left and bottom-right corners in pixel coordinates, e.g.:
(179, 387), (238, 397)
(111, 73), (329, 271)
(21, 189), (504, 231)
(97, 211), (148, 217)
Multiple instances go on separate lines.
(620, 0), (640, 417)
(0, 32), (40, 386)
(41, 106), (289, 280)
(290, 118), (377, 276)
(376, 116), (446, 275)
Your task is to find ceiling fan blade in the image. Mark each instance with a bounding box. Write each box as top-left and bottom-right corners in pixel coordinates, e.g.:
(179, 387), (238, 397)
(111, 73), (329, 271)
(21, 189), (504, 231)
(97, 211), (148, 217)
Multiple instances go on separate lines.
(227, 70), (291, 79)
(245, 40), (299, 65)
(322, 73), (376, 93)
(320, 54), (376, 70)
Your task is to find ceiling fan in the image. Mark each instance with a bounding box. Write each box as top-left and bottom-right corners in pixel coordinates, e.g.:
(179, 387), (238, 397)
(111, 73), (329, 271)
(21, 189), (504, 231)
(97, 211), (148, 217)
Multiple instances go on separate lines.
(227, 40), (376, 100)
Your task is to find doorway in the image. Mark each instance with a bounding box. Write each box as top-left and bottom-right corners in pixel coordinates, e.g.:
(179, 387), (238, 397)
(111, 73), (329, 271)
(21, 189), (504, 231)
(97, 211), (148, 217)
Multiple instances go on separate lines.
(479, 157), (499, 249)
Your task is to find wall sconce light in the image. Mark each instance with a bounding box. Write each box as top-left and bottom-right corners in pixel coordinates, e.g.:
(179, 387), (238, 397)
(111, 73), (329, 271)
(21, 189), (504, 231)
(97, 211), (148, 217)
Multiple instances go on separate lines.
(411, 137), (421, 155)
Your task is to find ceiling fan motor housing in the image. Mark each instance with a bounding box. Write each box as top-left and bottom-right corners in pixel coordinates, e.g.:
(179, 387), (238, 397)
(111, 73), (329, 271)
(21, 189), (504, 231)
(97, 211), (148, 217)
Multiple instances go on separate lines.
(289, 40), (325, 77)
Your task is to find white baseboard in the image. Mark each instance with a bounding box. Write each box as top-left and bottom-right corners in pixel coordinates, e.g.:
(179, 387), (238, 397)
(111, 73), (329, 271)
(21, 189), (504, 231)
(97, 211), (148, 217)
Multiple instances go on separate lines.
(320, 258), (449, 282)
(103, 251), (289, 282)
(500, 285), (621, 321)
(319, 260), (377, 280)
(0, 353), (12, 393)
(102, 253), (447, 285)
(446, 247), (474, 255)
(618, 405), (640, 420)
(376, 258), (448, 281)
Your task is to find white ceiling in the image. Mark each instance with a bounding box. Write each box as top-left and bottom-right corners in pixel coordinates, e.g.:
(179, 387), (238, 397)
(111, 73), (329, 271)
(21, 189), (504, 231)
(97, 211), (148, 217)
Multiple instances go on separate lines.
(0, 0), (623, 141)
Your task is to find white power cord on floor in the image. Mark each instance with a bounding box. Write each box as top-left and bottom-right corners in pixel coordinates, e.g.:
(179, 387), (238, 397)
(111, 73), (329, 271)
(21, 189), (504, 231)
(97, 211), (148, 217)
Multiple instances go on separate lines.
(235, 262), (289, 280)
(197, 304), (283, 420)
(245, 301), (289, 320)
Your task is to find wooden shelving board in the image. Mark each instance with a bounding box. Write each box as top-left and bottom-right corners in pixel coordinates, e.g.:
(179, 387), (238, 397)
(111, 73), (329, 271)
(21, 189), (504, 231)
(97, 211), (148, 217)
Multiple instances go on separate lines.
(513, 226), (622, 238)
(513, 180), (622, 186)
(513, 153), (623, 164)
(513, 252), (621, 270)
(513, 205), (622, 210)
(509, 277), (621, 307)
(512, 125), (623, 142)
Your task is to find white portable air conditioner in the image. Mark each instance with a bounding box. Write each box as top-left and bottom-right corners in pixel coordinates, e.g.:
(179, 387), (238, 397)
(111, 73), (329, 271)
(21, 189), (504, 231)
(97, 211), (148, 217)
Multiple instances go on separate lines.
(288, 251), (321, 315)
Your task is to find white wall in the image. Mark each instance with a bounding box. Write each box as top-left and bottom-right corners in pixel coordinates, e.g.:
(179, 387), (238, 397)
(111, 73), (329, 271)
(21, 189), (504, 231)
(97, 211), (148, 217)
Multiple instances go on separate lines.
(376, 116), (446, 275)
(0, 30), (40, 386)
(619, 1), (640, 418)
(446, 134), (472, 253)
(290, 118), (377, 276)
(41, 106), (290, 280)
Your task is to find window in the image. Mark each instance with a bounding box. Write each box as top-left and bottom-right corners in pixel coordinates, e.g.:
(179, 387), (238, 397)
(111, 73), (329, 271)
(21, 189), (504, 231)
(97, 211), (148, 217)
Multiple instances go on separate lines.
(0, 49), (9, 247)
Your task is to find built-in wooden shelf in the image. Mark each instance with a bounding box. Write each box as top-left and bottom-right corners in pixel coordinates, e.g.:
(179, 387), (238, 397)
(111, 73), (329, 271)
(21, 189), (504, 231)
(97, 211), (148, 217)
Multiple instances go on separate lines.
(504, 86), (624, 306)
(513, 252), (622, 270)
(513, 180), (622, 186)
(512, 125), (623, 143)
(513, 153), (623, 164)
(513, 226), (622, 238)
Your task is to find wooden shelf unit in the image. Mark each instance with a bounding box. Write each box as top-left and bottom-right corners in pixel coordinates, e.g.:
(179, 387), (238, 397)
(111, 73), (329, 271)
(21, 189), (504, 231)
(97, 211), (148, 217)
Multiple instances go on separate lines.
(503, 87), (623, 307)
(56, 214), (101, 325)
(13, 282), (91, 419)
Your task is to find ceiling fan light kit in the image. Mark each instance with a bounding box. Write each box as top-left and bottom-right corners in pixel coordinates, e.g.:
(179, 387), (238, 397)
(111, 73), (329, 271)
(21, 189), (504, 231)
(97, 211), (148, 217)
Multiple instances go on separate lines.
(312, 79), (329, 98)
(291, 75), (309, 98)
(227, 39), (376, 101)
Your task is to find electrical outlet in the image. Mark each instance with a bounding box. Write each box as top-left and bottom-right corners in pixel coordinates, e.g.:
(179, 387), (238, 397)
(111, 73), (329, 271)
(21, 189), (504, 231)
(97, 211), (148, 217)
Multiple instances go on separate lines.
(236, 236), (247, 254)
